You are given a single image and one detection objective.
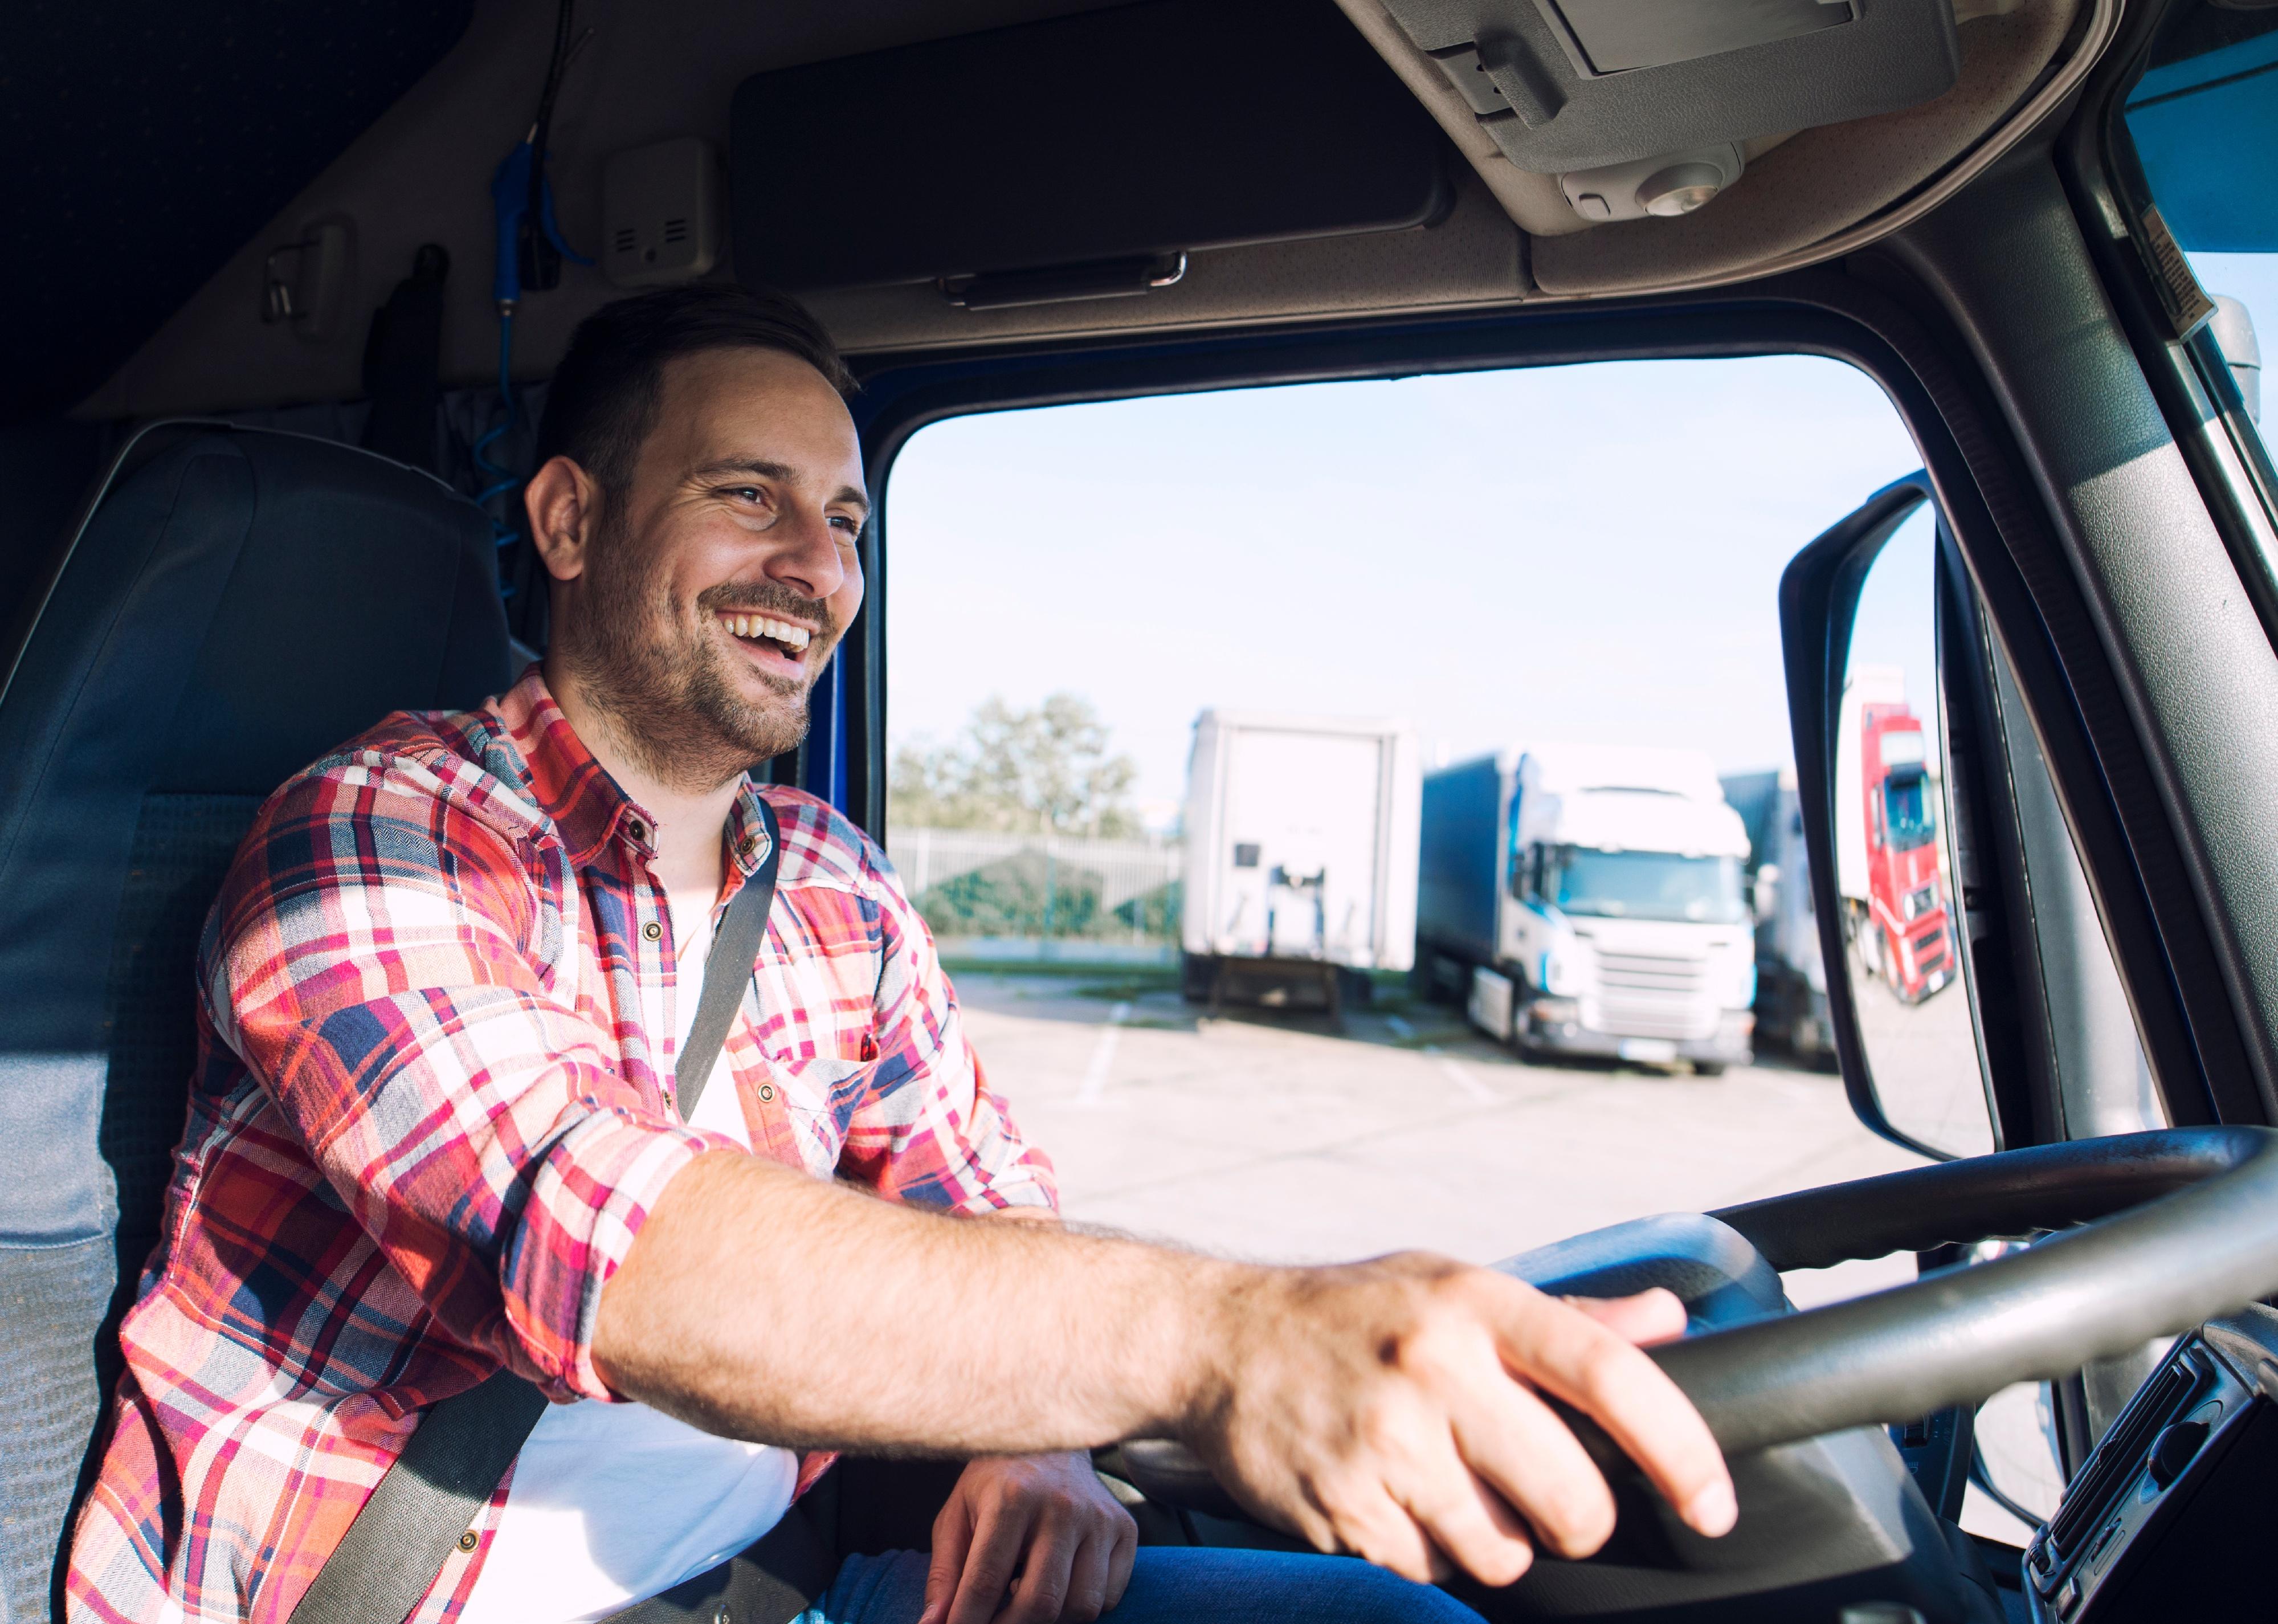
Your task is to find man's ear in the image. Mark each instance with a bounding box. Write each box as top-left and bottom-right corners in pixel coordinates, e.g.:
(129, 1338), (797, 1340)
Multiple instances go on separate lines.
(525, 456), (604, 584)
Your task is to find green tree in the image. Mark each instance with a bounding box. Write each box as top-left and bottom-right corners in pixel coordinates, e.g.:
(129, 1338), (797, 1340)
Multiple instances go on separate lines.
(891, 692), (1141, 837)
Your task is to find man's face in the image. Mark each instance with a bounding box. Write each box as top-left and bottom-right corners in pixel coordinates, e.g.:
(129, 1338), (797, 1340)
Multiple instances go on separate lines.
(562, 346), (868, 789)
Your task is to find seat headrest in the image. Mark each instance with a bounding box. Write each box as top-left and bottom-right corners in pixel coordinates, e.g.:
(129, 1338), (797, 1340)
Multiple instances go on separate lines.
(0, 419), (513, 1088)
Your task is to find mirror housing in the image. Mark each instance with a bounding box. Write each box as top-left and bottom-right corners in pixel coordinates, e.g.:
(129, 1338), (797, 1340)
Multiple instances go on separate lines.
(1778, 471), (1969, 1157)
(1752, 862), (1781, 924)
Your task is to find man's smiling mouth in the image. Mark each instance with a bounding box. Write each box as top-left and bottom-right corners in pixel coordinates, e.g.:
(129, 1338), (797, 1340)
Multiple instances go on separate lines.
(717, 610), (815, 674)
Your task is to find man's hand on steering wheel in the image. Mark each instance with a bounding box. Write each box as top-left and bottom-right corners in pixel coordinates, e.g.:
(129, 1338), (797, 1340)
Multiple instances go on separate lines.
(921, 1452), (1140, 1624)
(1196, 1254), (1738, 1586)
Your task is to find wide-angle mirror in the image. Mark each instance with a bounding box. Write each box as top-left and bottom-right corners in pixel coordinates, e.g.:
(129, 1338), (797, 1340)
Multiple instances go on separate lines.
(1835, 504), (1992, 1157)
(1785, 482), (1998, 1161)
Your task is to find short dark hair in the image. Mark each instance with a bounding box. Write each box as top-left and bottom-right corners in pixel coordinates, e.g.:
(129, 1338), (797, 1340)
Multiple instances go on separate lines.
(534, 283), (854, 498)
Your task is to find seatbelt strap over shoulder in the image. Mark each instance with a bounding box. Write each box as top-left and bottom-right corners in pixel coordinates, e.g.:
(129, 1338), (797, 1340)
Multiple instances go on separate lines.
(288, 799), (783, 1624)
(673, 802), (779, 1121)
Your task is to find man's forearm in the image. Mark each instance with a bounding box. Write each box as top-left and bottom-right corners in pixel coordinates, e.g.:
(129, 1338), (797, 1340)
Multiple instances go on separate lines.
(593, 1149), (1247, 1454)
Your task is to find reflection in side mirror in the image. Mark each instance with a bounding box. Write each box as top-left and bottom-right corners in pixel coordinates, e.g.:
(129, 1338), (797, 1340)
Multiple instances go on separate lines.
(1779, 476), (1996, 1159)
(1832, 513), (1990, 1156)
(1752, 862), (1779, 924)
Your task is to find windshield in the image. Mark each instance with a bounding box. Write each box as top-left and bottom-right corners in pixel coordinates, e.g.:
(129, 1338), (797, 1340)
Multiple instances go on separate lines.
(1541, 846), (1746, 924)
(1883, 771), (1937, 851)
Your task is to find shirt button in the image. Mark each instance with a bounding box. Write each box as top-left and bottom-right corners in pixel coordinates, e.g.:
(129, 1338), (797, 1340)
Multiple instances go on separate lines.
(457, 1531), (479, 1553)
(758, 1084), (775, 1101)
(738, 835), (758, 859)
(626, 818), (647, 842)
(642, 920), (662, 941)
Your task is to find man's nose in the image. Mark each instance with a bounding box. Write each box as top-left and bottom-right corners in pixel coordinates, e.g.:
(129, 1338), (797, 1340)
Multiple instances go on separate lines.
(759, 501), (848, 601)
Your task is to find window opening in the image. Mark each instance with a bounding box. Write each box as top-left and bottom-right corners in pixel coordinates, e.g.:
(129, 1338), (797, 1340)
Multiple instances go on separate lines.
(883, 356), (2035, 1539)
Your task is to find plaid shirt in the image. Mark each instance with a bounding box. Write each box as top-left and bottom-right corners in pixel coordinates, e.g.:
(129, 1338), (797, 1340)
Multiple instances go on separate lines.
(67, 667), (1055, 1624)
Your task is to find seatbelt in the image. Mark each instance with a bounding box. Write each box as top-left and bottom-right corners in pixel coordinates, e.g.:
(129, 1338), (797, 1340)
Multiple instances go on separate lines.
(290, 801), (788, 1624)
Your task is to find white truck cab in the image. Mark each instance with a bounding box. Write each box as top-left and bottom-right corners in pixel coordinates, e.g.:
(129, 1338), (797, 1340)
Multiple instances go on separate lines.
(1419, 745), (1756, 1072)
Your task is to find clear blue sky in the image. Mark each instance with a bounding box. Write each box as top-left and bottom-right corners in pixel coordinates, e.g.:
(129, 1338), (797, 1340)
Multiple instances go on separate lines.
(881, 273), (2271, 816)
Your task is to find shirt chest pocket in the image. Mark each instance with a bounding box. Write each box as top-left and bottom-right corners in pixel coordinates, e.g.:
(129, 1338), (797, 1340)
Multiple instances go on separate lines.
(764, 1054), (878, 1170)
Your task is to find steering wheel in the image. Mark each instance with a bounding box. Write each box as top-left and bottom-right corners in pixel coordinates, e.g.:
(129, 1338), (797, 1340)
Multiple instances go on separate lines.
(1118, 1126), (2278, 1517)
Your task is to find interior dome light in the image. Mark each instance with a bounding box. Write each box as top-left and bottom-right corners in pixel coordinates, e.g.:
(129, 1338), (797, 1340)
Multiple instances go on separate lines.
(1638, 164), (1726, 216)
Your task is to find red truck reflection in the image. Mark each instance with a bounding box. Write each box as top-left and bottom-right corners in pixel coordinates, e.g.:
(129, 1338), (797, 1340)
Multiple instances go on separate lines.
(1850, 703), (1955, 1002)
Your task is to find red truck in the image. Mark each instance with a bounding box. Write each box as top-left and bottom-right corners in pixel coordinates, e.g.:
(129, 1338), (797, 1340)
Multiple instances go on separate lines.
(1835, 668), (1957, 1003)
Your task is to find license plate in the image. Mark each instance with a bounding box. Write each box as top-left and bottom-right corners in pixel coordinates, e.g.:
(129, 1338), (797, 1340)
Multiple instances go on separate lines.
(1617, 1038), (1679, 1063)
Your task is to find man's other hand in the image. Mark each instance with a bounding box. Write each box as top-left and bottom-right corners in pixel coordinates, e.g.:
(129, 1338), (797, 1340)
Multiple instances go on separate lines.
(1197, 1258), (1736, 1588)
(920, 1452), (1139, 1624)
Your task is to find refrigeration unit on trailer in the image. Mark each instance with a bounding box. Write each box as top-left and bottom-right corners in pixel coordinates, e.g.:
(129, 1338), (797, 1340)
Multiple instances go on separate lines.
(1721, 767), (1833, 1062)
(1416, 745), (1756, 1072)
(1835, 666), (1956, 1003)
(1180, 709), (1420, 1009)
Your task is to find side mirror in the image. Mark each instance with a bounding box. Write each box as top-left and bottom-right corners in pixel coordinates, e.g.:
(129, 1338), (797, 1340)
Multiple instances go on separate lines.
(1779, 472), (1995, 1160)
(1752, 863), (1780, 924)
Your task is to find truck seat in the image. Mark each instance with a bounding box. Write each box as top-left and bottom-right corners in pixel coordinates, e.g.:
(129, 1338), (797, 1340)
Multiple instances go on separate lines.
(0, 425), (511, 1619)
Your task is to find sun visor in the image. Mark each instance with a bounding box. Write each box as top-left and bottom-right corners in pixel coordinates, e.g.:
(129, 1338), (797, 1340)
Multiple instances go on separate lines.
(729, 0), (1455, 301)
(1382, 0), (1962, 173)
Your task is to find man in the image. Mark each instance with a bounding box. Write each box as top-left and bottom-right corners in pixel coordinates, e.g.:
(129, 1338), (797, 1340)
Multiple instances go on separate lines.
(67, 285), (1733, 1624)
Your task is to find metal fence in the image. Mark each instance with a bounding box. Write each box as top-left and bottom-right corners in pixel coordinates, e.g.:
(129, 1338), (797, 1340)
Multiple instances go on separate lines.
(886, 827), (1183, 948)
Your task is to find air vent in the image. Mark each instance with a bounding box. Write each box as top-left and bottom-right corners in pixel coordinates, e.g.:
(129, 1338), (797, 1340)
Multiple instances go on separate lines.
(601, 138), (721, 288)
(2048, 1354), (2201, 1557)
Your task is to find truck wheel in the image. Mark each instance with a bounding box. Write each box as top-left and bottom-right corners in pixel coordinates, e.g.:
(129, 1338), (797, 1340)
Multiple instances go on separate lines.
(1696, 1063), (1727, 1078)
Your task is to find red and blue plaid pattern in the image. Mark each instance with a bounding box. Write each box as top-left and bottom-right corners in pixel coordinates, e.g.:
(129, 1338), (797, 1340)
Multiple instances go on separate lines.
(66, 668), (1055, 1623)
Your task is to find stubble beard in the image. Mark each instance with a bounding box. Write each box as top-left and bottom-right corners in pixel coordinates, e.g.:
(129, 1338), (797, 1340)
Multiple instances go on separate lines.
(568, 509), (838, 794)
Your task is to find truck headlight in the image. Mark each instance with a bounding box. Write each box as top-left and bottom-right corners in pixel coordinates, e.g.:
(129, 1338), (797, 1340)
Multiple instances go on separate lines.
(1529, 996), (1581, 1031)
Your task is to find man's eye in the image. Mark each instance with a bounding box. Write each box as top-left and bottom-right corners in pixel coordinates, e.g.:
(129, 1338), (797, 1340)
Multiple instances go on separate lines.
(831, 514), (863, 534)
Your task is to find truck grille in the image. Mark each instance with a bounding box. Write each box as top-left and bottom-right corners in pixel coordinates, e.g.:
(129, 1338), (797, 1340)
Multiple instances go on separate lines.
(1593, 951), (1714, 1040)
(1596, 951), (1705, 995)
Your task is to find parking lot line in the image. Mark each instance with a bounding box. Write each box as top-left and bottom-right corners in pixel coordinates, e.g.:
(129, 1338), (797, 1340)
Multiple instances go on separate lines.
(1424, 1047), (1497, 1104)
(1076, 1001), (1132, 1105)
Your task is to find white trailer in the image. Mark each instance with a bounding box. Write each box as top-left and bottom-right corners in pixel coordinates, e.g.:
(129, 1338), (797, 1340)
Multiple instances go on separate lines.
(1180, 709), (1420, 1009)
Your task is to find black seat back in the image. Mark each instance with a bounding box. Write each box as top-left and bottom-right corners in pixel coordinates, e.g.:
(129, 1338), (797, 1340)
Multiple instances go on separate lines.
(0, 425), (511, 1619)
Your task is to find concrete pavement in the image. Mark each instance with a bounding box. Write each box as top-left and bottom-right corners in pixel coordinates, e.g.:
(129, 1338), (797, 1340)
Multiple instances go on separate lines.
(951, 965), (2061, 1545)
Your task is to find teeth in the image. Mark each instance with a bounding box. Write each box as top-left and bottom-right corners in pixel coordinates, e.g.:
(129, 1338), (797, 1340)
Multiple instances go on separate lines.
(720, 612), (811, 651)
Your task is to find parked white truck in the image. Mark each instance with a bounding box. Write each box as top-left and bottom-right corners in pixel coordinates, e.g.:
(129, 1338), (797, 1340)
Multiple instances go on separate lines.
(1180, 708), (1420, 1010)
(1416, 745), (1756, 1071)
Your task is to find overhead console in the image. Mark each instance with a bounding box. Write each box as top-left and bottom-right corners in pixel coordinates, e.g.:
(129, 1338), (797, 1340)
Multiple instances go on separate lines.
(1381, 0), (1961, 221)
(729, 0), (1455, 311)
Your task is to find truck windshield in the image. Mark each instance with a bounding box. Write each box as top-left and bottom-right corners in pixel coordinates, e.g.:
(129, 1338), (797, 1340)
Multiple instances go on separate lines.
(1883, 772), (1937, 851)
(1543, 847), (1746, 924)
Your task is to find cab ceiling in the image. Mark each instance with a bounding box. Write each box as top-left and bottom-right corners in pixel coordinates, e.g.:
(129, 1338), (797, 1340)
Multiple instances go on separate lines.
(75, 0), (2103, 422)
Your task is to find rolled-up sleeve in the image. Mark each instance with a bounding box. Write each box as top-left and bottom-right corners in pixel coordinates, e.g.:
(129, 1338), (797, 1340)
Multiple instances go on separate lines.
(838, 839), (1058, 1217)
(206, 753), (734, 1402)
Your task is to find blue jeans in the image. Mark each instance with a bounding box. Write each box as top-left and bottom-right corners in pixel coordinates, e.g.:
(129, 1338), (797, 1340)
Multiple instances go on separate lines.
(801, 1547), (1486, 1624)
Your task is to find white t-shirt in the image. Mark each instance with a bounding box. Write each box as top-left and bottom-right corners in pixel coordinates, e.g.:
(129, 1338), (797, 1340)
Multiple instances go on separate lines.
(459, 894), (797, 1624)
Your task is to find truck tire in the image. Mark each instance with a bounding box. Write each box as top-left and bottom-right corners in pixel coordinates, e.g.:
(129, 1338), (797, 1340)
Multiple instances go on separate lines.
(1696, 1063), (1728, 1078)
